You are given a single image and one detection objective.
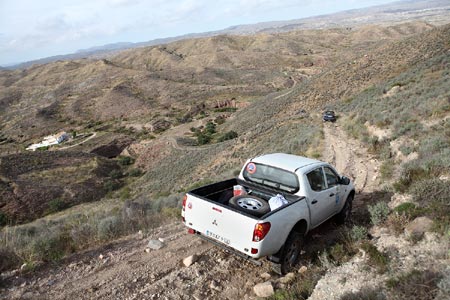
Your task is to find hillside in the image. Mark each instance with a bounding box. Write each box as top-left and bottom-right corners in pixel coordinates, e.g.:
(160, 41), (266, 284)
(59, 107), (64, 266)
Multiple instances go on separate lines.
(0, 151), (120, 224)
(0, 17), (449, 300)
(0, 22), (433, 148)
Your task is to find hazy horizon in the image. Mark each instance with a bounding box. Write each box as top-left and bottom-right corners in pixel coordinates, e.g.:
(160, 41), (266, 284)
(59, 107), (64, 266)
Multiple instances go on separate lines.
(0, 0), (398, 66)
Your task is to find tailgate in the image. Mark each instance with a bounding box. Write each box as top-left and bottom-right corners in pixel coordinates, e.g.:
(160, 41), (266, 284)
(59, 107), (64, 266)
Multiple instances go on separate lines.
(183, 194), (258, 255)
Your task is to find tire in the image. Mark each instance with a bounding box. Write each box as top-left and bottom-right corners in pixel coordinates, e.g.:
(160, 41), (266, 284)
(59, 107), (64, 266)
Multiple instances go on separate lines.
(335, 194), (353, 224)
(279, 231), (304, 275)
(228, 195), (270, 217)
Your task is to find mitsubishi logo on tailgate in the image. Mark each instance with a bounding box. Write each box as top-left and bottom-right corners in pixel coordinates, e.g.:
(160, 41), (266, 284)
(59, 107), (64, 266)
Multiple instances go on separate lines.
(212, 219), (218, 226)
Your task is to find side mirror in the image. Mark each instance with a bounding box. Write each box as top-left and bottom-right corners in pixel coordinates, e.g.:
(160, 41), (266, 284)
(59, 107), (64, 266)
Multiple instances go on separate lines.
(340, 176), (350, 185)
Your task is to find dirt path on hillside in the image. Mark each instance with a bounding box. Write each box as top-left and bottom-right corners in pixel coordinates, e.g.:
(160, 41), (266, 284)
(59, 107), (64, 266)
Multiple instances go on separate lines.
(59, 132), (97, 150)
(322, 122), (380, 194)
(1, 121), (382, 300)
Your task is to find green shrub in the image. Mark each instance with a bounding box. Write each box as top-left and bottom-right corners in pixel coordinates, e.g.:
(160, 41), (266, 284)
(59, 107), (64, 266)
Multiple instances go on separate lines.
(204, 121), (216, 135)
(197, 132), (211, 145)
(350, 225), (368, 242)
(47, 198), (68, 214)
(118, 156), (135, 166)
(119, 187), (131, 200)
(399, 143), (415, 156)
(214, 107), (237, 113)
(392, 202), (424, 220)
(218, 130), (238, 142)
(97, 216), (122, 240)
(340, 288), (385, 300)
(329, 243), (349, 264)
(104, 180), (121, 192)
(360, 241), (389, 273)
(31, 231), (73, 262)
(109, 169), (123, 179)
(0, 212), (9, 227)
(409, 178), (450, 233)
(269, 267), (323, 300)
(69, 223), (94, 249)
(368, 202), (390, 225)
(128, 168), (143, 177)
(380, 160), (394, 180)
(437, 268), (450, 299)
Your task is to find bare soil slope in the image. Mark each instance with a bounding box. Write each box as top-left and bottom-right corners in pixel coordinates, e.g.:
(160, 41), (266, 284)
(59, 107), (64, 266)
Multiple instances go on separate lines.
(0, 152), (120, 223)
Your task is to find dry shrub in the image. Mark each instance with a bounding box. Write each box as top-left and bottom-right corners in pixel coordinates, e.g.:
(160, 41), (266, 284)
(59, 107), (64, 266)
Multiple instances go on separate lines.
(386, 213), (410, 236)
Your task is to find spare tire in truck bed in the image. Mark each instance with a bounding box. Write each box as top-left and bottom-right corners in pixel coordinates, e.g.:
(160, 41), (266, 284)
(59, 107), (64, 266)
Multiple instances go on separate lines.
(229, 195), (270, 217)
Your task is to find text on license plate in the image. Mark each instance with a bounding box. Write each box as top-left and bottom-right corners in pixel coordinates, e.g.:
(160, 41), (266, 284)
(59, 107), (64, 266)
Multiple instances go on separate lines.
(206, 230), (230, 245)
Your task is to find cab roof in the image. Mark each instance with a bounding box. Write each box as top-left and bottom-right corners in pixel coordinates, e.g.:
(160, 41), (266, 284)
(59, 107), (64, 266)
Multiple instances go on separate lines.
(250, 153), (323, 173)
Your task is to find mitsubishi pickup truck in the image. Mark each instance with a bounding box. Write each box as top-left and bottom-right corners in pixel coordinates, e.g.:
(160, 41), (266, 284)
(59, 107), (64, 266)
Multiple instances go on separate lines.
(181, 153), (355, 274)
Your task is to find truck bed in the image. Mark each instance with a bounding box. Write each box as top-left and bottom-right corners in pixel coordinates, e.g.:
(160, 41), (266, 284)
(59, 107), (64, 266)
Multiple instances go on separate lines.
(189, 178), (301, 218)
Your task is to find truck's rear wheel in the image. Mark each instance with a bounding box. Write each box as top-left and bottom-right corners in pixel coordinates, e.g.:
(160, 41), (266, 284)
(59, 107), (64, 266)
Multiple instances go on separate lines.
(279, 231), (303, 274)
(229, 195), (270, 217)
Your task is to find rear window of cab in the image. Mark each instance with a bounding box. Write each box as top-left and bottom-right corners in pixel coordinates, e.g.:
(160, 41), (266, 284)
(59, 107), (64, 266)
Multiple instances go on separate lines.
(243, 162), (299, 193)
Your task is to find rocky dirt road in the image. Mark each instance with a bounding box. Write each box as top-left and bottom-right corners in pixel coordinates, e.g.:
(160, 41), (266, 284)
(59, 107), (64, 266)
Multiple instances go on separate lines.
(1, 121), (383, 300)
(322, 121), (380, 194)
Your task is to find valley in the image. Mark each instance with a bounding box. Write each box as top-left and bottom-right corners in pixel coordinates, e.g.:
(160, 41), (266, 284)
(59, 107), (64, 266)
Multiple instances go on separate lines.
(0, 2), (449, 298)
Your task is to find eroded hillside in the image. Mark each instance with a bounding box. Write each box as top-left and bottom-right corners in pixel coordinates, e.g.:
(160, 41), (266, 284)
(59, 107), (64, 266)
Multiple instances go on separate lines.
(0, 22), (433, 147)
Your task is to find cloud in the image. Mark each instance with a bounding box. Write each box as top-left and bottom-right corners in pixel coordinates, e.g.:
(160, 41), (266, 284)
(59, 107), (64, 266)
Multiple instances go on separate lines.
(107, 0), (142, 7)
(36, 15), (72, 32)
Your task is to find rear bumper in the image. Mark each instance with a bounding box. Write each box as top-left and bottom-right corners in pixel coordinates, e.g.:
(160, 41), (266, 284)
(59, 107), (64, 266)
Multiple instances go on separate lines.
(192, 231), (263, 266)
(323, 117), (336, 122)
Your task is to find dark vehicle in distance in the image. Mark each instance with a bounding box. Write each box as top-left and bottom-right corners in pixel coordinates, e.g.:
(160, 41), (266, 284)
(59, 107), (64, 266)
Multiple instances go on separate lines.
(323, 110), (337, 122)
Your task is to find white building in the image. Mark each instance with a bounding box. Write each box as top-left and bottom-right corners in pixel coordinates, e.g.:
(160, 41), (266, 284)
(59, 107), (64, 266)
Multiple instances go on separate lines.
(26, 131), (69, 151)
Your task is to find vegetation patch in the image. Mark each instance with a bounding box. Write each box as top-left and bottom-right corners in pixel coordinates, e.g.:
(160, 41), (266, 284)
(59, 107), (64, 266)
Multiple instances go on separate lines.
(368, 202), (390, 225)
(349, 225), (369, 242)
(217, 130), (238, 142)
(0, 193), (181, 271)
(269, 266), (325, 300)
(386, 269), (442, 300)
(340, 287), (385, 300)
(360, 241), (389, 273)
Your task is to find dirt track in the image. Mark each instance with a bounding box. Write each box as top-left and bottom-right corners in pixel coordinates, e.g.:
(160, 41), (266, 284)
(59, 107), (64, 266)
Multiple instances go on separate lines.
(322, 122), (380, 194)
(1, 122), (381, 300)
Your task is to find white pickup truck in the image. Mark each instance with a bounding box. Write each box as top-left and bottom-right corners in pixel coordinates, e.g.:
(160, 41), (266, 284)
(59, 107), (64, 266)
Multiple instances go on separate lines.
(182, 153), (355, 273)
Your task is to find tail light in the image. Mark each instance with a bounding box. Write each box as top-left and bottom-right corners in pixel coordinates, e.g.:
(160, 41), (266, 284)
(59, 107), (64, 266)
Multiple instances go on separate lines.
(182, 195), (187, 211)
(253, 222), (271, 242)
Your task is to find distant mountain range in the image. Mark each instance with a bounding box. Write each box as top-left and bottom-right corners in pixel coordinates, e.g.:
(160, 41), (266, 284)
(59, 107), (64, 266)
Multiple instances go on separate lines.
(4, 0), (450, 69)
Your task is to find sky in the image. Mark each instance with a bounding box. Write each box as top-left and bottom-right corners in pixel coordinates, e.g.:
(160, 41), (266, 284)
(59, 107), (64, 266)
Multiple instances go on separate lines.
(0, 0), (397, 66)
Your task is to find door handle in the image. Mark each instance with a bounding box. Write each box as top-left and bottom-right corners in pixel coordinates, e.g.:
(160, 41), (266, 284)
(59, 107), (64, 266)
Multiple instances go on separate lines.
(311, 200), (318, 204)
(329, 193), (335, 197)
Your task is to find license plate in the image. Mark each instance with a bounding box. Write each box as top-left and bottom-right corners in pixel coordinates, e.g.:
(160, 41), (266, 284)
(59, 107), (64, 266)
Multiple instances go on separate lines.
(206, 230), (230, 245)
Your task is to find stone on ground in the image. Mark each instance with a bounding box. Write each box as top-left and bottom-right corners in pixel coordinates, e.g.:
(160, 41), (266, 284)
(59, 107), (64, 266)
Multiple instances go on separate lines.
(405, 216), (433, 239)
(279, 272), (295, 284)
(253, 281), (274, 298)
(147, 239), (165, 250)
(183, 255), (198, 267)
